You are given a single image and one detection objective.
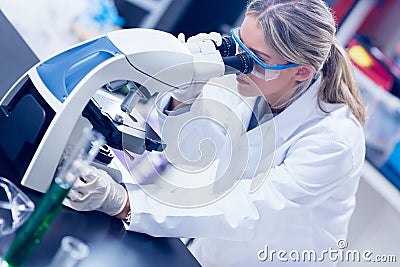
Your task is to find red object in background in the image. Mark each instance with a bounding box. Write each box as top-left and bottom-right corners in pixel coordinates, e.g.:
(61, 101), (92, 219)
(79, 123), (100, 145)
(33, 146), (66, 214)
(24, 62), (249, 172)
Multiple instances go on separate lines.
(330, 0), (358, 26)
(347, 37), (394, 91)
(357, 0), (397, 35)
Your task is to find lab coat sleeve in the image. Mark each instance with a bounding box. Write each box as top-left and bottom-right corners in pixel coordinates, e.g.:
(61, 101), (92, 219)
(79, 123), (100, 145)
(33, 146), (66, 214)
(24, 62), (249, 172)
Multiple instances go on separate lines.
(123, 136), (357, 241)
(258, 137), (356, 208)
(124, 182), (259, 240)
(155, 91), (240, 171)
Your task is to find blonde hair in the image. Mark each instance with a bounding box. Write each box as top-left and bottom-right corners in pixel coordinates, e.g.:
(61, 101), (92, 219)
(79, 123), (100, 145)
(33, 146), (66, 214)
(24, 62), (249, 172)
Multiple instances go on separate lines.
(246, 0), (366, 124)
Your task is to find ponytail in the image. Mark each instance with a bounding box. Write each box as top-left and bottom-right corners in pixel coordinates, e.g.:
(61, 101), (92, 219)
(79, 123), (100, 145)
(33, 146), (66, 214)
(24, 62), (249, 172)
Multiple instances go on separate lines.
(319, 39), (366, 125)
(247, 0), (366, 125)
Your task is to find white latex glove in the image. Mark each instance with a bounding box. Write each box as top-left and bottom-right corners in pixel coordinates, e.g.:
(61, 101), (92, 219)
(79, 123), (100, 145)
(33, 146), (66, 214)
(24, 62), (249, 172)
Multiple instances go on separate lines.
(63, 164), (128, 216)
(178, 31), (222, 45)
(170, 32), (223, 104)
(186, 32), (222, 46)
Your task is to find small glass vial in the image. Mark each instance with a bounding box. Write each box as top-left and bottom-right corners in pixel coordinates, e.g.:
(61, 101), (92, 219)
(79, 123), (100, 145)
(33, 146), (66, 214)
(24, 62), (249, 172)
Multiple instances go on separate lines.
(47, 236), (90, 267)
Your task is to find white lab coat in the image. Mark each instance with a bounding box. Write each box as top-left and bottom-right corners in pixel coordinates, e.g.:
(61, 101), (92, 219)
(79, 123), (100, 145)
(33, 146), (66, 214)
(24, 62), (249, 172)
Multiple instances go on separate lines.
(124, 76), (366, 267)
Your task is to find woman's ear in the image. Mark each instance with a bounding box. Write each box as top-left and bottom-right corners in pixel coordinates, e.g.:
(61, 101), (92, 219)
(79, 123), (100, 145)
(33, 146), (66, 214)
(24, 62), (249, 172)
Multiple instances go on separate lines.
(294, 66), (314, 81)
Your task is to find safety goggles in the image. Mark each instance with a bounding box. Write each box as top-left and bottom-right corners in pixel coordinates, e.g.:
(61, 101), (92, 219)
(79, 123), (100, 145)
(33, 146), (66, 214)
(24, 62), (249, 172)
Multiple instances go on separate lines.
(231, 27), (299, 81)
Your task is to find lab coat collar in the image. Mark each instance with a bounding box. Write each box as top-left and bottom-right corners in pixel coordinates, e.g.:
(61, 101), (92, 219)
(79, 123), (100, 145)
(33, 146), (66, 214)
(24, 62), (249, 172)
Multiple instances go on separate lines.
(273, 76), (322, 142)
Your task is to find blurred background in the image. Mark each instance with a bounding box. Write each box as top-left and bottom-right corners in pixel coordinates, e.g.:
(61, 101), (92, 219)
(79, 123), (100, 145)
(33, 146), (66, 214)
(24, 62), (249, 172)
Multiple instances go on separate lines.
(0, 0), (247, 59)
(1, 0), (400, 265)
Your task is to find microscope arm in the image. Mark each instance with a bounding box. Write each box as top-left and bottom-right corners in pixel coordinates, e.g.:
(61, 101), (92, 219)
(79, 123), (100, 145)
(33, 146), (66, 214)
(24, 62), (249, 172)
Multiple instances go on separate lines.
(0, 28), (226, 193)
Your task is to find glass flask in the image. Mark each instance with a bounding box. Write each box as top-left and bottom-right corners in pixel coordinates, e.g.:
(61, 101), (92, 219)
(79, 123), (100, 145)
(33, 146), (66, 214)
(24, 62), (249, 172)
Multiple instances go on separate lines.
(0, 177), (35, 237)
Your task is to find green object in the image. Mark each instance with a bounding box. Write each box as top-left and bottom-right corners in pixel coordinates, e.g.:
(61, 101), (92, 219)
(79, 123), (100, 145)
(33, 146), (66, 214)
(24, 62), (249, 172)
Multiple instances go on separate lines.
(1, 129), (104, 267)
(3, 178), (70, 267)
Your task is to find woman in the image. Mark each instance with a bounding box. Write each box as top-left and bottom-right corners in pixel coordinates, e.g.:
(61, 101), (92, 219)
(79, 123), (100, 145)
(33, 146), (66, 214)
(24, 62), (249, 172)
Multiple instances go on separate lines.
(65, 0), (366, 266)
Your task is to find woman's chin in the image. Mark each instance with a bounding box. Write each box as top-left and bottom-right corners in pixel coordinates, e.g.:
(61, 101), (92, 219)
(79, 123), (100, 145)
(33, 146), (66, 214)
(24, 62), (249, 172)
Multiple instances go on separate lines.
(236, 82), (260, 97)
(236, 75), (261, 97)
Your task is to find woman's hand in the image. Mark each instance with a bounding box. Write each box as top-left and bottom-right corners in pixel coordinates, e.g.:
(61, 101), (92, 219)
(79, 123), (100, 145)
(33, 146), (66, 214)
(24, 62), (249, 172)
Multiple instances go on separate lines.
(168, 31), (223, 107)
(63, 165), (128, 217)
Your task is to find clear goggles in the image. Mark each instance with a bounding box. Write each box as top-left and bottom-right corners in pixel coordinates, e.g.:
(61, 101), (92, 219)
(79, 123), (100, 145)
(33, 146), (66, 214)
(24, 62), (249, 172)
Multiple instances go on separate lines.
(231, 27), (299, 81)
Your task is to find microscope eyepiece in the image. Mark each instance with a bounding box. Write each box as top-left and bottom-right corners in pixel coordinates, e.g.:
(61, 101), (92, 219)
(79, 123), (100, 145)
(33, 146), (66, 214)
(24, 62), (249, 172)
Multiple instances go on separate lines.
(214, 36), (253, 75)
(222, 53), (254, 75)
(216, 36), (237, 57)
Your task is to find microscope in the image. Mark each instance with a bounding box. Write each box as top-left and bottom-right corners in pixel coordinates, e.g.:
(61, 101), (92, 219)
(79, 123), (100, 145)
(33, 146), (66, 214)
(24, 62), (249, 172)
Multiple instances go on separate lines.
(0, 28), (253, 193)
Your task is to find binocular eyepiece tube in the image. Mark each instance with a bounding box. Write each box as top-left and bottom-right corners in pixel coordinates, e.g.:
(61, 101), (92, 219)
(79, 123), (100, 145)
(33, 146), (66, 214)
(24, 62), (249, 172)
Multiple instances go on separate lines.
(215, 36), (254, 75)
(222, 53), (253, 75)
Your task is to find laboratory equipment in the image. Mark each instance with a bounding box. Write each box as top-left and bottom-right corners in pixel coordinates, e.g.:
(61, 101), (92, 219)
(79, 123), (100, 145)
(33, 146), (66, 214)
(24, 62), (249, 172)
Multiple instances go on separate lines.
(0, 177), (35, 237)
(47, 236), (90, 267)
(0, 28), (253, 194)
(2, 129), (103, 267)
(357, 68), (400, 190)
